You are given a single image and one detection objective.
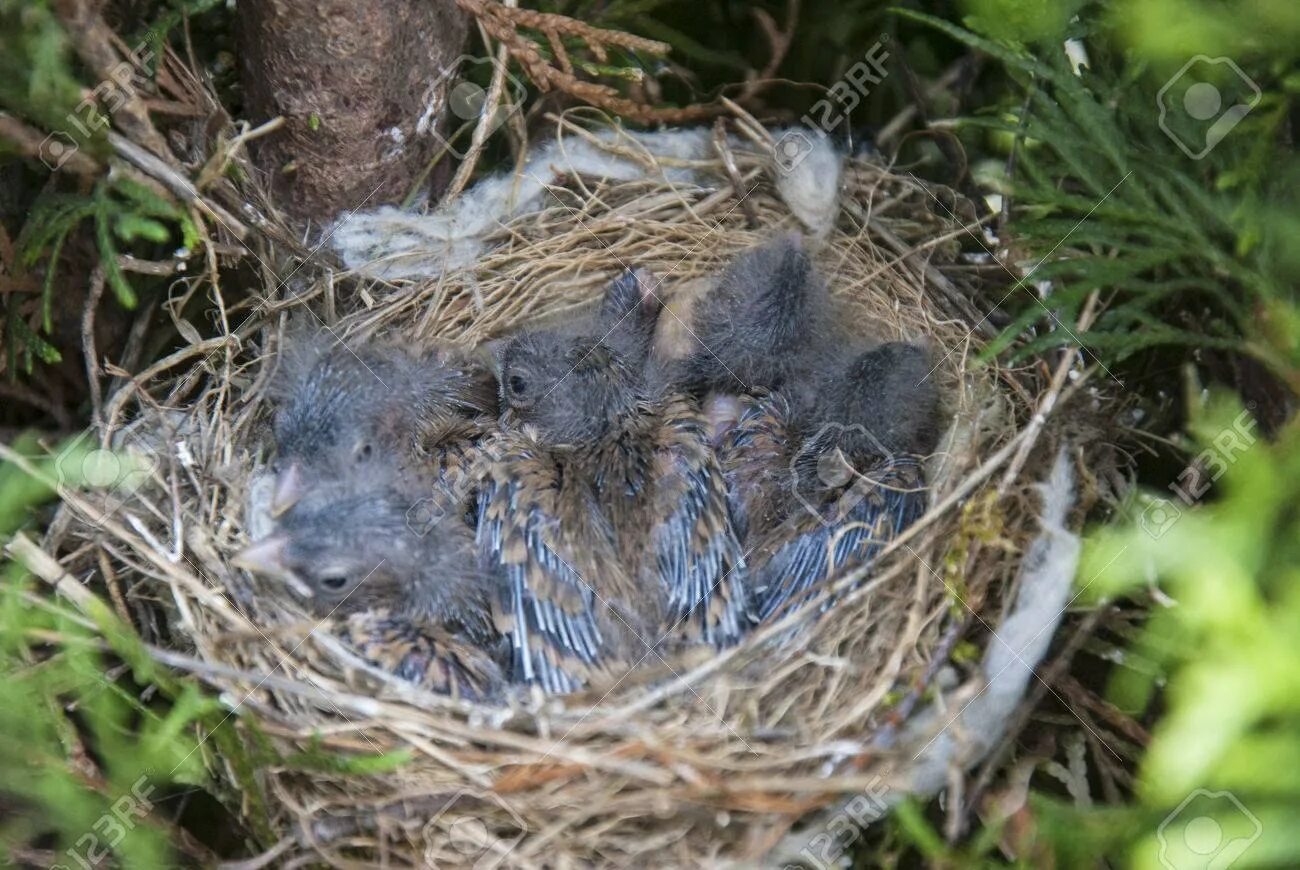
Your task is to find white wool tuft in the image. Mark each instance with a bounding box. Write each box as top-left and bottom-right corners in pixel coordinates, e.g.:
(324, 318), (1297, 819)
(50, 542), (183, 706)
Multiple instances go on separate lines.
(328, 129), (712, 281)
(772, 129), (844, 239)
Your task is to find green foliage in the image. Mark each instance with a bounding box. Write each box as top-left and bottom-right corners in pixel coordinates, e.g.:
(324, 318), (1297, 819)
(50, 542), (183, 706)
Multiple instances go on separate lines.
(0, 439), (201, 866)
(1116, 0), (1300, 66)
(0, 0), (90, 139)
(0, 437), (437, 862)
(962, 0), (1085, 45)
(0, 1), (212, 381)
(898, 9), (1298, 380)
(1078, 391), (1300, 866)
(6, 174), (198, 377)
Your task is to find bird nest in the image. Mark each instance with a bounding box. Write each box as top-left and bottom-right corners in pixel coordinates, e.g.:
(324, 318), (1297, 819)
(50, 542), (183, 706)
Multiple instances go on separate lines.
(32, 123), (1090, 867)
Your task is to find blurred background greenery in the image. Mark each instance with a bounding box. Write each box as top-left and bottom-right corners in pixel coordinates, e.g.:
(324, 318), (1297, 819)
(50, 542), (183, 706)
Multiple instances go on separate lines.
(1, 0), (1297, 864)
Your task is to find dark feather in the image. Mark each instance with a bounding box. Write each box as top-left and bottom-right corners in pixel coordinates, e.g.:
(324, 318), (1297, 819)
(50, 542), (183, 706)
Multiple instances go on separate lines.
(652, 397), (754, 646)
(755, 456), (927, 622)
(477, 433), (634, 694)
(483, 269), (756, 693)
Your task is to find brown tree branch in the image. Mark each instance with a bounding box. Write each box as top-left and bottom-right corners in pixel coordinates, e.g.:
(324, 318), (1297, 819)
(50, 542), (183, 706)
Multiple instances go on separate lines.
(49, 0), (172, 159)
(0, 113), (103, 175)
(455, 0), (723, 124)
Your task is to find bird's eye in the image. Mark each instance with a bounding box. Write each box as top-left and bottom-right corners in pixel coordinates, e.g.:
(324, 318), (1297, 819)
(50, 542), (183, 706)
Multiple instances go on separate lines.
(319, 575), (350, 592)
(355, 442), (373, 462)
(508, 375), (527, 395)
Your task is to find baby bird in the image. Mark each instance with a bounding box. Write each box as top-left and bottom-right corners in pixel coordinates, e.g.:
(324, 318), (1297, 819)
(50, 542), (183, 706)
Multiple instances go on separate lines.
(673, 233), (840, 404)
(233, 473), (505, 699)
(807, 341), (942, 460)
(481, 268), (752, 693)
(267, 326), (497, 514)
(235, 472), (496, 638)
(730, 342), (939, 622)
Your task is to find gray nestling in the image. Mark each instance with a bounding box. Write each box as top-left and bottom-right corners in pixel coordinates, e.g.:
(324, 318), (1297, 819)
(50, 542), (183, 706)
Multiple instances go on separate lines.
(233, 473), (498, 648)
(673, 233), (839, 403)
(268, 327), (497, 514)
(482, 268), (753, 694)
(713, 342), (939, 623)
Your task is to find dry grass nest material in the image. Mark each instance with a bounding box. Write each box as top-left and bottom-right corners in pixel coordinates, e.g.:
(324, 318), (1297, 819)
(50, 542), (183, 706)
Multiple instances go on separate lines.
(38, 125), (1086, 867)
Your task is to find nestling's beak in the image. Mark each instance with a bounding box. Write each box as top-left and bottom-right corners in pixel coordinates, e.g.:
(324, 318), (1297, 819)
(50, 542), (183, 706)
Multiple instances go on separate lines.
(630, 266), (662, 313)
(703, 393), (742, 447)
(271, 462), (304, 516)
(231, 535), (315, 599)
(482, 339), (507, 379)
(232, 535), (288, 577)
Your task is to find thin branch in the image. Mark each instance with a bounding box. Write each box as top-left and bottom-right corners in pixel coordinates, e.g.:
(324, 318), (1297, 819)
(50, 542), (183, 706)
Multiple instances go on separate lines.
(0, 113), (102, 175)
(454, 0), (722, 124)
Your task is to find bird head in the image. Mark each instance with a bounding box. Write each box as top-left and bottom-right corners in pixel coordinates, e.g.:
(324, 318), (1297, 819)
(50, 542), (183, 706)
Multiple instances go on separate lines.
(679, 234), (830, 396)
(497, 269), (662, 444)
(825, 340), (940, 458)
(233, 476), (482, 619)
(268, 329), (497, 514)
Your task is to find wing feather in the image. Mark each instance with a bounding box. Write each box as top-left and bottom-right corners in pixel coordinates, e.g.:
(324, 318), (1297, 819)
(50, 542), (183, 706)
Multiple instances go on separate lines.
(477, 438), (611, 694)
(756, 456), (926, 622)
(337, 613), (504, 702)
(652, 400), (754, 647)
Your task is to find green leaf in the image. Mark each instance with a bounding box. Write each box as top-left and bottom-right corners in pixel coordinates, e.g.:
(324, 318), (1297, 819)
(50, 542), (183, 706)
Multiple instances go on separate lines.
(113, 214), (171, 244)
(94, 198), (138, 309)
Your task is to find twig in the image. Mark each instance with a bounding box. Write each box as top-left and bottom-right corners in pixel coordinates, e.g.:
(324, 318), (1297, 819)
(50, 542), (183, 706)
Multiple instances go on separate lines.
(217, 838), (294, 870)
(108, 132), (250, 239)
(116, 255), (184, 275)
(870, 615), (972, 749)
(859, 211), (993, 335)
(894, 48), (970, 191)
(194, 117), (285, 194)
(96, 548), (133, 626)
(876, 56), (974, 147)
(49, 0), (171, 158)
(454, 0), (722, 124)
(7, 532), (104, 616)
(0, 113), (102, 175)
(996, 289), (1101, 494)
(1055, 673), (1149, 746)
(999, 87), (1036, 235)
(734, 0), (800, 104)
(82, 263), (107, 426)
(444, 0), (518, 202)
(711, 119), (759, 228)
(960, 607), (1108, 831)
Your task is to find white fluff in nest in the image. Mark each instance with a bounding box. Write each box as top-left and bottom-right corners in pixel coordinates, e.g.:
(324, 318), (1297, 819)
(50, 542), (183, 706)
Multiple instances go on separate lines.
(329, 129), (711, 281)
(895, 447), (1079, 793)
(328, 126), (845, 281)
(772, 130), (843, 240)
